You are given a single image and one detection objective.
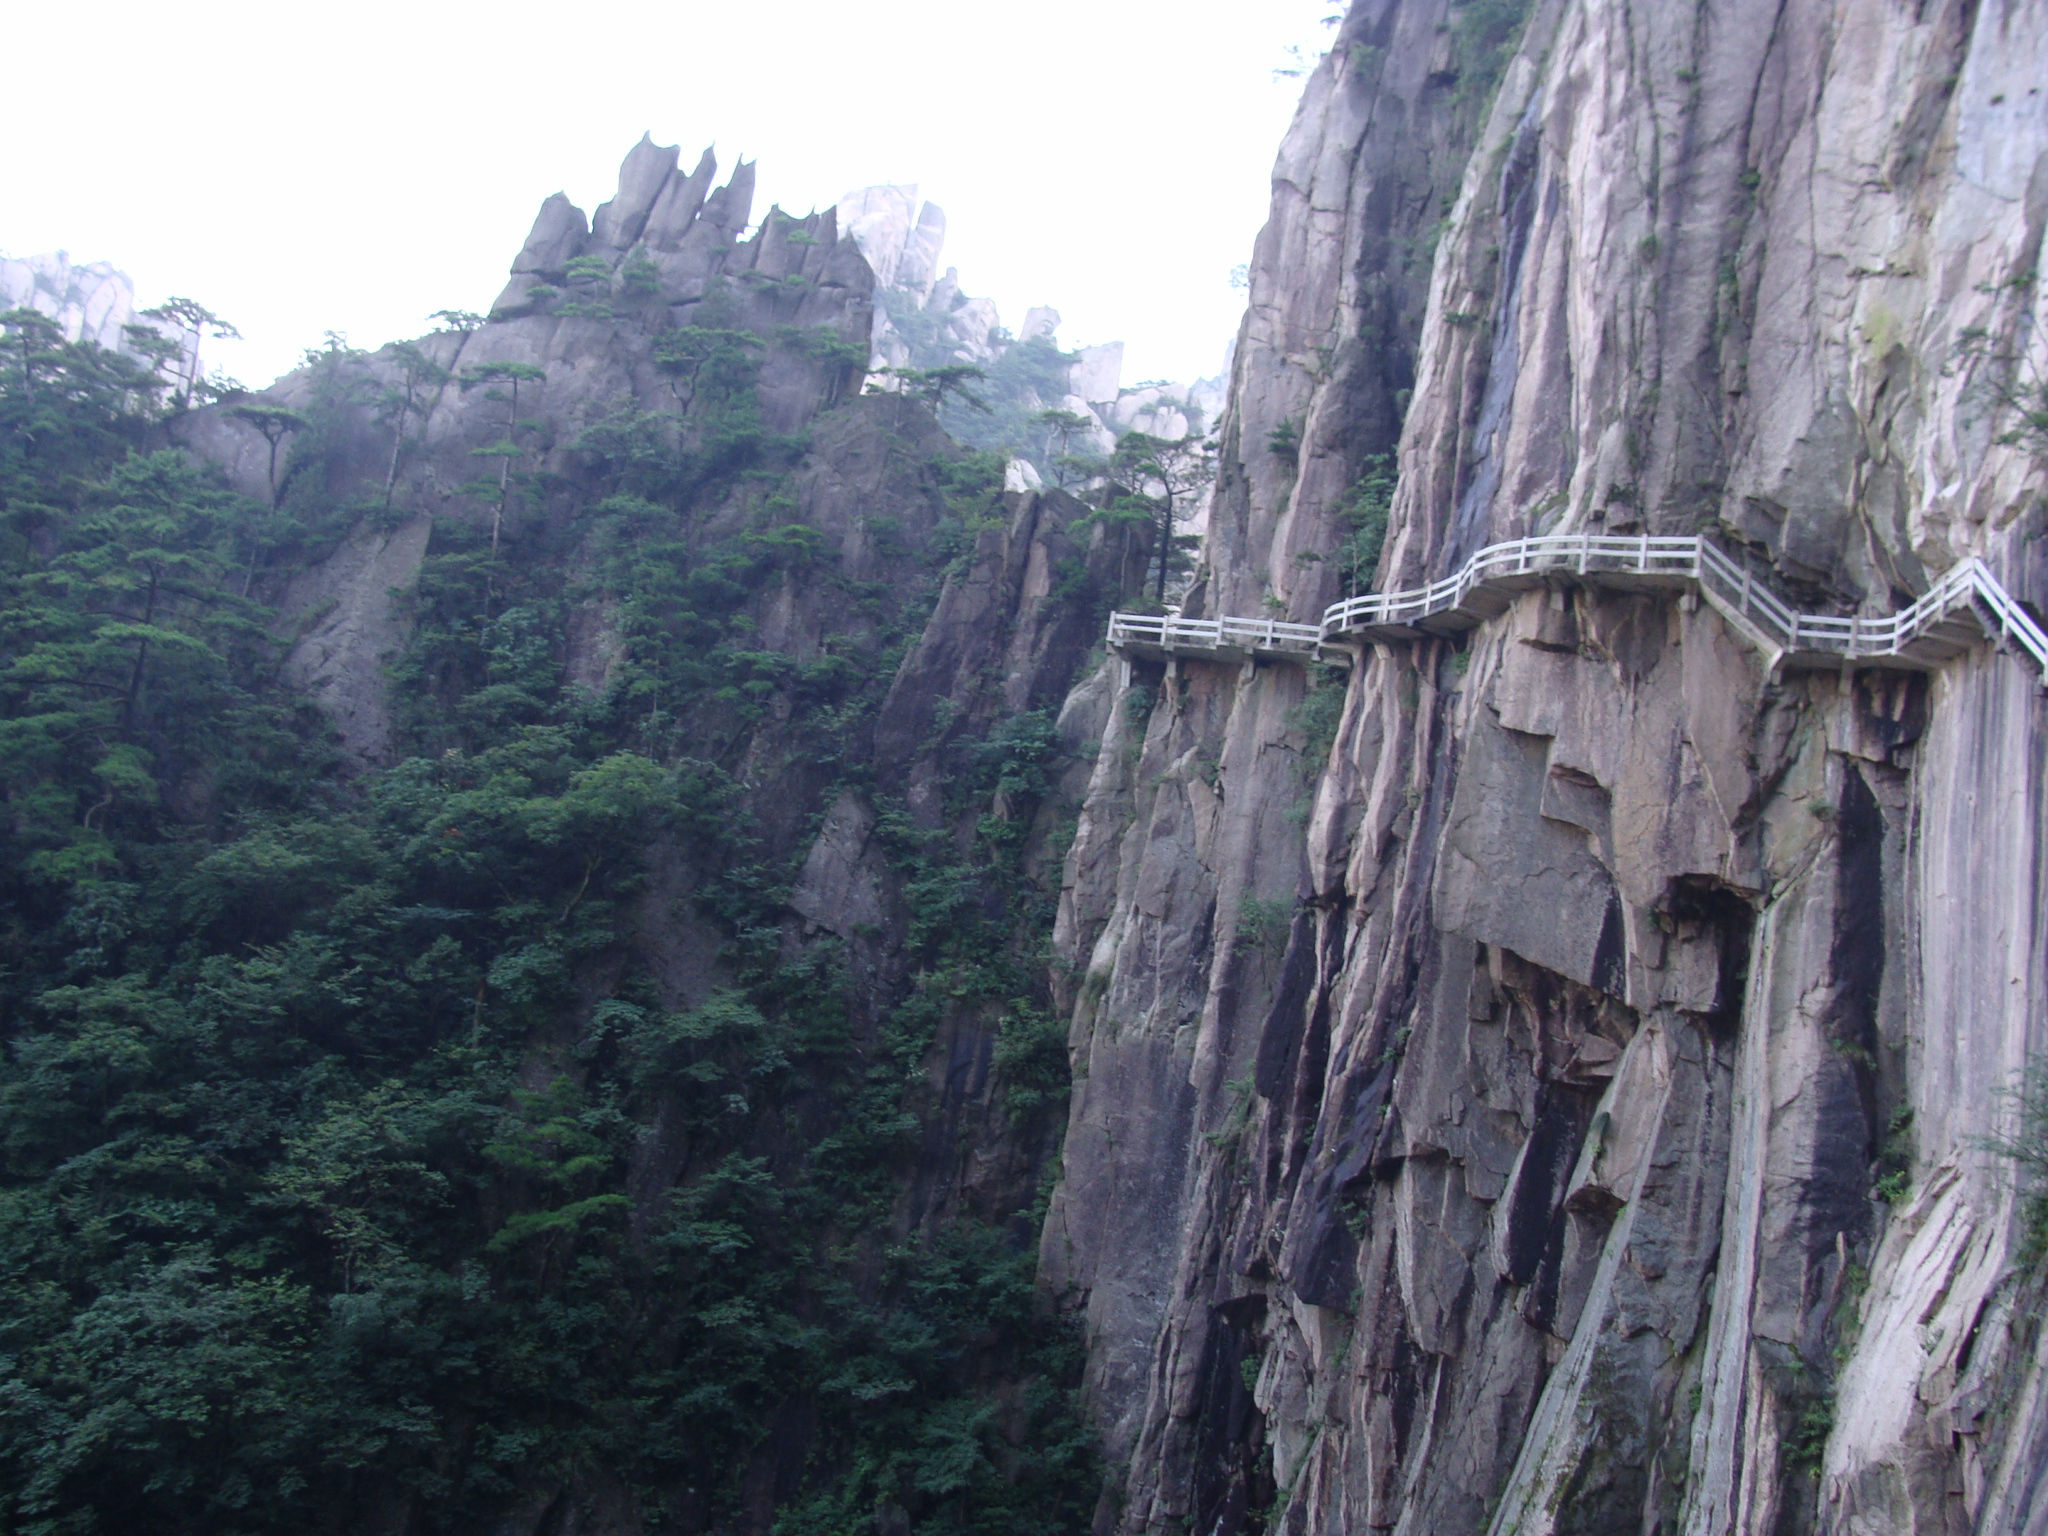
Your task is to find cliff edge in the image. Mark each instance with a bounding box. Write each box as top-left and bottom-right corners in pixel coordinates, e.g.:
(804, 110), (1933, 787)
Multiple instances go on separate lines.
(1047, 1), (2048, 1531)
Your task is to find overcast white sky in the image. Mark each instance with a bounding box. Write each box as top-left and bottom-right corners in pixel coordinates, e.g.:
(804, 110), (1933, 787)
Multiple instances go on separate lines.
(6, 0), (1338, 389)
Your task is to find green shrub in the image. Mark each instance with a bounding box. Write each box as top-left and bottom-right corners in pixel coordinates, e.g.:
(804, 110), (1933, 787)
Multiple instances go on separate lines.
(1333, 455), (1395, 594)
(1982, 1063), (2048, 1262)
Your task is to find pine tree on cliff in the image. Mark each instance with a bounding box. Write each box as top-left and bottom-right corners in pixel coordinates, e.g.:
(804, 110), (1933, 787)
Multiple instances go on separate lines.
(890, 363), (989, 414)
(137, 296), (241, 407)
(1031, 407), (1098, 489)
(459, 360), (546, 557)
(1109, 429), (1215, 602)
(225, 404), (309, 511)
(374, 340), (451, 507)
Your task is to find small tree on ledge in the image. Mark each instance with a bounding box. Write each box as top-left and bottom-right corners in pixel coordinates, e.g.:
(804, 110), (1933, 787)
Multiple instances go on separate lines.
(885, 364), (990, 415)
(225, 403), (310, 509)
(1107, 430), (1216, 602)
(459, 361), (547, 555)
(138, 296), (241, 407)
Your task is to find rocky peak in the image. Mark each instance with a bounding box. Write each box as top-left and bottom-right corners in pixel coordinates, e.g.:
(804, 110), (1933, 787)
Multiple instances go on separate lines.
(177, 136), (879, 766)
(641, 145), (718, 248)
(834, 184), (1229, 482)
(1, 249), (196, 376)
(505, 193), (588, 279)
(490, 143), (792, 326)
(589, 131), (680, 248)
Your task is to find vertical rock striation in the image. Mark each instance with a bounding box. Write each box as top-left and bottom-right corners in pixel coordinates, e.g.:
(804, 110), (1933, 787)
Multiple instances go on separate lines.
(1047, 1), (2048, 1532)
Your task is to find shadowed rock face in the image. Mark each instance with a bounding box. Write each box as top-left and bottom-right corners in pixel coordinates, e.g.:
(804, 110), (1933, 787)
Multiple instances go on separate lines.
(1046, 1), (2048, 1532)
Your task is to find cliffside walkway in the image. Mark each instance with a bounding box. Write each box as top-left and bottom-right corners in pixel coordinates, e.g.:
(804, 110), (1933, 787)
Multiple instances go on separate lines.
(1107, 533), (2048, 681)
(1105, 612), (1335, 665)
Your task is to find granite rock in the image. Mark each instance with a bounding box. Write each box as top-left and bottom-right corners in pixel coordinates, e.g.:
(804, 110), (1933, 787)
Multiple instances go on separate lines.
(1044, 2), (2048, 1532)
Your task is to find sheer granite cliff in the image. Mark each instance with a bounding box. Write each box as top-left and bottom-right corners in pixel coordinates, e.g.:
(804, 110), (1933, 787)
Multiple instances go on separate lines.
(1046, 3), (2048, 1533)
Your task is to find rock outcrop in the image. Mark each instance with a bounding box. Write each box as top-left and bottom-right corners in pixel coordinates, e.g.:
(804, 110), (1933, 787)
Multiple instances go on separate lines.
(1045, 2), (2048, 1533)
(2, 251), (140, 350)
(0, 249), (193, 373)
(834, 185), (1227, 472)
(180, 141), (876, 765)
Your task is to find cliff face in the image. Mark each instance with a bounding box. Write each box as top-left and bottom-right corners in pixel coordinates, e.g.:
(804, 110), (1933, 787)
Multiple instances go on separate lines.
(2, 251), (147, 351)
(1047, 2), (2048, 1532)
(136, 142), (1141, 1531)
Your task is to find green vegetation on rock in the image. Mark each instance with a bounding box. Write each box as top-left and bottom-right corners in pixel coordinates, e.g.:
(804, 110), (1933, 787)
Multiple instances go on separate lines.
(0, 290), (1105, 1533)
(875, 287), (1086, 474)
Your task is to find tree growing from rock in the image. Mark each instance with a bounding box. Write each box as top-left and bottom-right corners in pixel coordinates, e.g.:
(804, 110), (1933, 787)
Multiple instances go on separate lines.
(559, 255), (618, 320)
(1031, 408), (1099, 489)
(889, 364), (989, 415)
(1108, 430), (1216, 602)
(653, 327), (762, 417)
(224, 400), (309, 592)
(459, 361), (547, 556)
(118, 323), (185, 402)
(138, 297), (241, 406)
(226, 404), (310, 510)
(375, 342), (452, 507)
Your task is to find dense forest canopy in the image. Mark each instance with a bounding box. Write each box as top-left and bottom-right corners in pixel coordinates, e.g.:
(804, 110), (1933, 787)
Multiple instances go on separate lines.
(0, 299), (1105, 1534)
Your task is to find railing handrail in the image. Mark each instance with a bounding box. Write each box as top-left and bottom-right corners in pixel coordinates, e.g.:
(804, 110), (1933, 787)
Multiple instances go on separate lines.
(1107, 530), (2046, 681)
(1108, 612), (1322, 650)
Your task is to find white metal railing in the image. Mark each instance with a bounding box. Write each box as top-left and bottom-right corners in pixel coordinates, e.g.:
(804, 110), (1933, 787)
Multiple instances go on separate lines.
(1106, 611), (1325, 655)
(1960, 558), (2048, 672)
(1105, 532), (2048, 681)
(1683, 538), (2045, 675)
(1319, 534), (1702, 634)
(1692, 537), (1795, 652)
